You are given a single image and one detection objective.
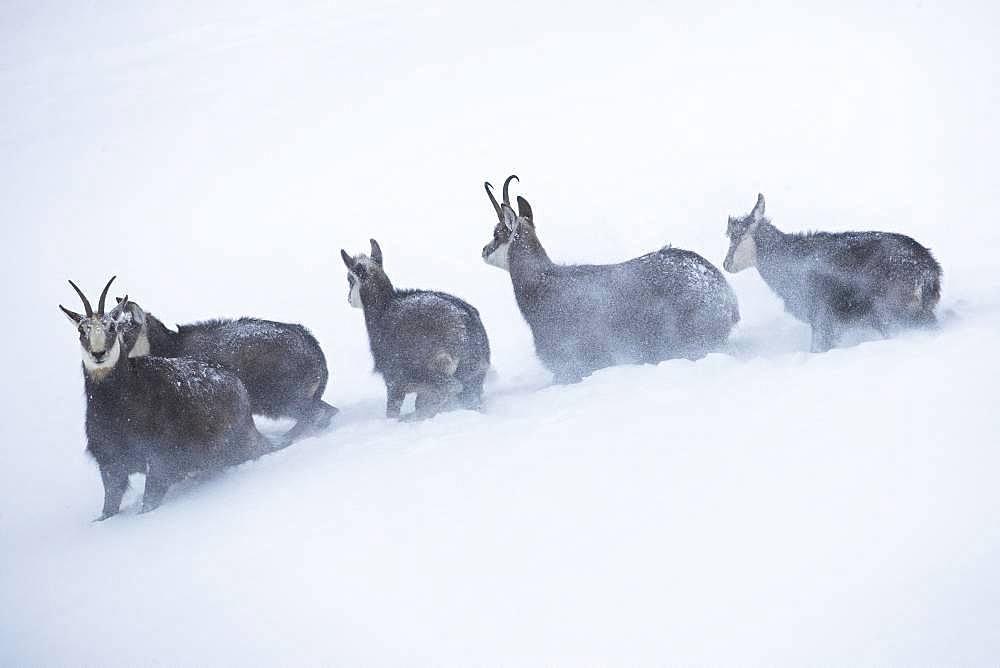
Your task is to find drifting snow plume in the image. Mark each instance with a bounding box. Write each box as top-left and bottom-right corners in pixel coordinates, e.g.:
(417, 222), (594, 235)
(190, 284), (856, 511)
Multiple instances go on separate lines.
(724, 194), (941, 352)
(480, 179), (738, 382)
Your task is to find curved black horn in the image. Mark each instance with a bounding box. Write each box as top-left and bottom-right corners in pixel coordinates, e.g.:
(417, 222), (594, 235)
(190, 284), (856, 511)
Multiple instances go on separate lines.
(484, 181), (502, 219)
(502, 174), (519, 206)
(97, 275), (116, 315)
(68, 280), (93, 317)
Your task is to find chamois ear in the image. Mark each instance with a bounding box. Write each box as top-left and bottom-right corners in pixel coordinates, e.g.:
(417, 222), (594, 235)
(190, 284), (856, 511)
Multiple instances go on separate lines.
(340, 249), (353, 271)
(370, 238), (383, 266)
(751, 193), (765, 222)
(59, 305), (84, 325)
(108, 295), (128, 321)
(501, 204), (518, 231)
(516, 196), (533, 223)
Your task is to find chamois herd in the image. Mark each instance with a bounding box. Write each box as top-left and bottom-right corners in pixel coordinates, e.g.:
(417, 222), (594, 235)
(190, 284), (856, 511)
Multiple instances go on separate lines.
(60, 177), (943, 519)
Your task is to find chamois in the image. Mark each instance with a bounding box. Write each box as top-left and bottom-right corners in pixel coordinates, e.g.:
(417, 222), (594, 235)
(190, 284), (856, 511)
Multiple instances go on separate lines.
(723, 194), (942, 352)
(61, 277), (276, 519)
(341, 239), (491, 419)
(116, 299), (337, 446)
(481, 175), (739, 382)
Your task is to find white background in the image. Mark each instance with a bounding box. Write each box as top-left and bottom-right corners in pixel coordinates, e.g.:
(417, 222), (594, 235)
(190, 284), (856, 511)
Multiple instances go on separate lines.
(2, 1), (999, 664)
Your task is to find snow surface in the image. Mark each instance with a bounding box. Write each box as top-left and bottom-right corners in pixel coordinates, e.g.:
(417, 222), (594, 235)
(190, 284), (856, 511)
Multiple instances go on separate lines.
(3, 0), (1000, 664)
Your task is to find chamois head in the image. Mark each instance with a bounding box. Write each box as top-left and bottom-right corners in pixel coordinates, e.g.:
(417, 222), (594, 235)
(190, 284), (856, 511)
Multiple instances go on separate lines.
(723, 193), (766, 273)
(59, 276), (129, 381)
(113, 296), (150, 357)
(481, 174), (534, 271)
(340, 239), (393, 309)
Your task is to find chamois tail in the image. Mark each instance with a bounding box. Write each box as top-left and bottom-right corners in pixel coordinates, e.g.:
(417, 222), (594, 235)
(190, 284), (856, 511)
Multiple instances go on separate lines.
(909, 265), (941, 327)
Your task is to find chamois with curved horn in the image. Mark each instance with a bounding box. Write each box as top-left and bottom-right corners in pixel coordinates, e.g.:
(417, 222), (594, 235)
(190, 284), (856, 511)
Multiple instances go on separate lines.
(342, 239), (491, 419)
(115, 299), (337, 447)
(61, 277), (280, 519)
(723, 193), (942, 352)
(481, 175), (739, 382)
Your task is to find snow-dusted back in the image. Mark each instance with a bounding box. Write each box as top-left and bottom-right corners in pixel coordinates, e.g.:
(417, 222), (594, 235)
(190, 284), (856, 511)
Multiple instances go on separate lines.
(3, 0), (1000, 665)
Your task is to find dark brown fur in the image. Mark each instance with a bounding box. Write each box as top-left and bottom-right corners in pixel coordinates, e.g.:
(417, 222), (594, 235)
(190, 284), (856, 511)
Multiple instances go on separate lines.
(724, 194), (942, 352)
(121, 301), (337, 446)
(482, 177), (738, 382)
(61, 279), (276, 519)
(341, 240), (491, 419)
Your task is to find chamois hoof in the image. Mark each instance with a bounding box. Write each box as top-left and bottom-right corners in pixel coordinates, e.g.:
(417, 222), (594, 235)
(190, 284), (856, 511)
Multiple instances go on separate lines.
(92, 511), (117, 523)
(315, 407), (339, 430)
(315, 415), (338, 434)
(343, 240), (491, 426)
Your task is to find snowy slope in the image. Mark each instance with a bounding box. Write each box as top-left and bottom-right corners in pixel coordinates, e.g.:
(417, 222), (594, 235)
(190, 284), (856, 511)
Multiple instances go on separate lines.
(2, 1), (999, 664)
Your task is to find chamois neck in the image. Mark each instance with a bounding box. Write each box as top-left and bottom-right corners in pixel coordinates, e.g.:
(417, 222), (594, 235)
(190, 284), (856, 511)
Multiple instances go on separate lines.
(752, 221), (794, 262)
(751, 220), (812, 292)
(509, 227), (553, 283)
(361, 279), (396, 319)
(146, 314), (181, 356)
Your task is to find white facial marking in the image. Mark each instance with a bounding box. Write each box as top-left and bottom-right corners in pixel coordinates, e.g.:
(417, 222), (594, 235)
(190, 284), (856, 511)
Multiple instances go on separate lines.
(348, 275), (363, 308)
(88, 326), (107, 352)
(483, 241), (511, 272)
(728, 226), (758, 272)
(82, 335), (121, 381)
(129, 329), (151, 358)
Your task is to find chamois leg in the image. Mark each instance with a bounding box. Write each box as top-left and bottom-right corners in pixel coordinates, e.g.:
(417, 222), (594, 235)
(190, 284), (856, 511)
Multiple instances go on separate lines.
(312, 400), (339, 430)
(902, 299), (938, 330)
(278, 400), (339, 447)
(411, 388), (447, 420)
(278, 419), (312, 447)
(552, 367), (585, 384)
(385, 382), (406, 419)
(870, 298), (910, 340)
(95, 462), (129, 522)
(537, 334), (586, 384)
(912, 309), (938, 329)
(871, 317), (892, 340)
(139, 455), (176, 514)
(409, 377), (463, 420)
(809, 317), (838, 353)
(807, 292), (841, 353)
(457, 373), (486, 410)
(236, 420), (274, 461)
(806, 273), (847, 353)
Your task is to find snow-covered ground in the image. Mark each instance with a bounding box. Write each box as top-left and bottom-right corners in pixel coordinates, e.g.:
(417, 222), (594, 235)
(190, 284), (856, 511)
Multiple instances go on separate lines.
(3, 1), (999, 664)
